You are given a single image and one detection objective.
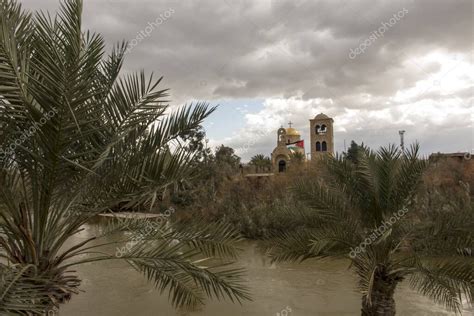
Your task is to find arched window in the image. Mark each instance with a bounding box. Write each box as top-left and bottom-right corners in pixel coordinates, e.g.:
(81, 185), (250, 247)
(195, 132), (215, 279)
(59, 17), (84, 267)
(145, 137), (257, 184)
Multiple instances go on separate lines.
(316, 124), (327, 135)
(322, 141), (327, 151)
(316, 141), (321, 152)
(278, 128), (286, 144)
(278, 160), (286, 172)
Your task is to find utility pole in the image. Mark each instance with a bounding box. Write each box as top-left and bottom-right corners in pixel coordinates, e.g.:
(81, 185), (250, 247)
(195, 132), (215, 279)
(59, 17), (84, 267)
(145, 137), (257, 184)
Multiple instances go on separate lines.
(399, 130), (405, 152)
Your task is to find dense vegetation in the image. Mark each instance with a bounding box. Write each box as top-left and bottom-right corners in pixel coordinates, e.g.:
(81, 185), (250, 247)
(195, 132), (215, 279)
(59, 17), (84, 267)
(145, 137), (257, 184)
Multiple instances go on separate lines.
(178, 140), (473, 314)
(267, 144), (472, 315)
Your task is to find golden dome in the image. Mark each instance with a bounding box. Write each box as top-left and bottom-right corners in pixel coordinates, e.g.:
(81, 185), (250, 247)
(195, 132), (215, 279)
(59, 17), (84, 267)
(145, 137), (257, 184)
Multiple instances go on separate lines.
(286, 127), (300, 136)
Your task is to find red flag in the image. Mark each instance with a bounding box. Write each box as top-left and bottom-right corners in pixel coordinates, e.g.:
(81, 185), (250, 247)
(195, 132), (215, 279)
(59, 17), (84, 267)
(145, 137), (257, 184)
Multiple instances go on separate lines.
(294, 140), (304, 148)
(287, 140), (304, 149)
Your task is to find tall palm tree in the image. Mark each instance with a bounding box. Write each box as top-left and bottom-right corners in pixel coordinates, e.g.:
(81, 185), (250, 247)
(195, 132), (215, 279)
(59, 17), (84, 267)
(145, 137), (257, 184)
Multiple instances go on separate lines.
(0, 0), (249, 314)
(269, 144), (473, 315)
(249, 154), (271, 173)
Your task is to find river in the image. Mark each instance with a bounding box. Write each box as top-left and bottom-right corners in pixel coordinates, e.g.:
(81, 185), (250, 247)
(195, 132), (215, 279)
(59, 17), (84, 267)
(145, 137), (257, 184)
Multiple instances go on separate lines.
(60, 222), (469, 316)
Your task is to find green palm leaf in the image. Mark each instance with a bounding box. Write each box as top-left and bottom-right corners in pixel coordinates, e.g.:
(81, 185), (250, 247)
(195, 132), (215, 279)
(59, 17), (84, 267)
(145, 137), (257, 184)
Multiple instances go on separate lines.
(0, 0), (249, 313)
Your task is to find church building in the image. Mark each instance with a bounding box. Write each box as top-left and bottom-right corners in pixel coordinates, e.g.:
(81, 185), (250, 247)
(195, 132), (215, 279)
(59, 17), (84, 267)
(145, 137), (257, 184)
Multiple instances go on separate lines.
(310, 113), (334, 159)
(271, 113), (334, 172)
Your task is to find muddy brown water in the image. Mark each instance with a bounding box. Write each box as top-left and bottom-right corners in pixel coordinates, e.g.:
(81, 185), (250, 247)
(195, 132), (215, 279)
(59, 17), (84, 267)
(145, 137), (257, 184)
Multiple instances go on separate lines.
(59, 222), (469, 316)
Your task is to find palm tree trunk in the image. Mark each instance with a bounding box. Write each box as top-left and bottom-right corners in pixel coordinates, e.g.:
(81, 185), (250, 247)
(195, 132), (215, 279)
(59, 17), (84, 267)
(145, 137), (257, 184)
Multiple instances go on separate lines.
(361, 278), (398, 315)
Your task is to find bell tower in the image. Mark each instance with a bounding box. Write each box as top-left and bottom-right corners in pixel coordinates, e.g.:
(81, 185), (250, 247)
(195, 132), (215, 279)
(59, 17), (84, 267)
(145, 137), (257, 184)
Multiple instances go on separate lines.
(277, 127), (287, 146)
(310, 113), (334, 159)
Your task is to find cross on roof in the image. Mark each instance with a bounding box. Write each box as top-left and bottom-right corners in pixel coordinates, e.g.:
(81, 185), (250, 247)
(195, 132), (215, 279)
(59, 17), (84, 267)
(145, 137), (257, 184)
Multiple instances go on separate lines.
(288, 121), (293, 128)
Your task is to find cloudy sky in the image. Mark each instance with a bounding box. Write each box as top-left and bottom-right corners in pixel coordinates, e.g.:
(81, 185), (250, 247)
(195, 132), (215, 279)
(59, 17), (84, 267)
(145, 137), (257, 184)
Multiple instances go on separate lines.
(22, 0), (473, 161)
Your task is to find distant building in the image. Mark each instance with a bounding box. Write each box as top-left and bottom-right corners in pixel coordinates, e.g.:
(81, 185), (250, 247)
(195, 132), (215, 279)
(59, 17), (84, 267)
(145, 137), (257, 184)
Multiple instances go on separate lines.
(271, 113), (334, 173)
(271, 124), (305, 172)
(310, 113), (334, 159)
(429, 152), (474, 195)
(429, 152), (470, 162)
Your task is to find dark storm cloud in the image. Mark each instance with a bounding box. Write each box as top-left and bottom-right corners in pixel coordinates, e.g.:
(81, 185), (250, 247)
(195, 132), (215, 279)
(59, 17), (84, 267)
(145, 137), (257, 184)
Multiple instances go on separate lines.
(20, 0), (473, 159)
(20, 0), (472, 103)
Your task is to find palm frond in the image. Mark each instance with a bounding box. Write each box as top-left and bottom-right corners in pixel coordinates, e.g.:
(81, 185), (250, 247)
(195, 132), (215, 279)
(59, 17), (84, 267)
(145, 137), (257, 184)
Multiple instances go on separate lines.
(409, 258), (474, 312)
(147, 102), (217, 150)
(126, 242), (250, 309)
(0, 264), (76, 315)
(268, 229), (321, 263)
(0, 0), (248, 313)
(291, 177), (349, 222)
(164, 220), (243, 260)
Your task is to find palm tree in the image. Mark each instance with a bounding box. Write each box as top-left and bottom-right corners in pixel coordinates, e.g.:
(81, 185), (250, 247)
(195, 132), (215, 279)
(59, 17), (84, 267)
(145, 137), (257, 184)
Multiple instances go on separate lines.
(249, 154), (271, 173)
(289, 151), (305, 165)
(0, 0), (249, 314)
(269, 144), (473, 315)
